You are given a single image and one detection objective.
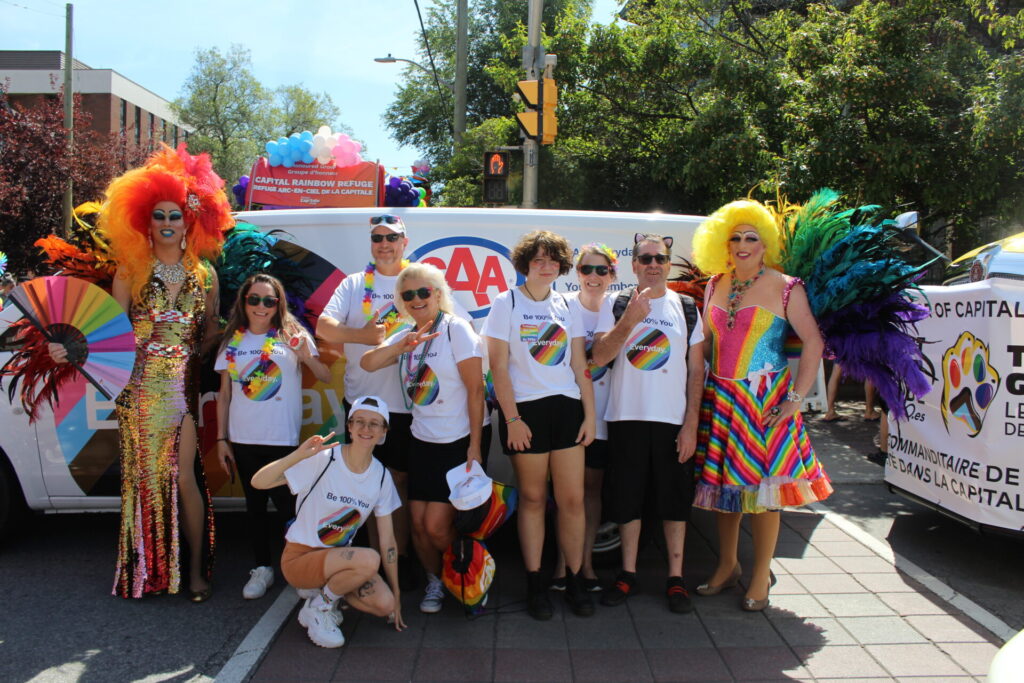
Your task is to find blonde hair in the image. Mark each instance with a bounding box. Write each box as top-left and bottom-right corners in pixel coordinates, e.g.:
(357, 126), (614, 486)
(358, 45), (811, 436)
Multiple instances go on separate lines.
(692, 199), (781, 275)
(394, 262), (455, 318)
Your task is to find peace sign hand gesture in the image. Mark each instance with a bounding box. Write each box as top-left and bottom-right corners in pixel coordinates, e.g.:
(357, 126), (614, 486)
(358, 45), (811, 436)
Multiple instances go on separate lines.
(398, 323), (442, 354)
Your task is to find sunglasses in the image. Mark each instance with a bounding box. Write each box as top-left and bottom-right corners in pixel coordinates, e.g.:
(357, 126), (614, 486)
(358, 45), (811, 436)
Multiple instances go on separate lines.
(400, 287), (435, 302)
(636, 254), (670, 265)
(370, 215), (402, 225)
(370, 233), (403, 243)
(245, 294), (280, 308)
(579, 265), (612, 276)
(152, 209), (183, 222)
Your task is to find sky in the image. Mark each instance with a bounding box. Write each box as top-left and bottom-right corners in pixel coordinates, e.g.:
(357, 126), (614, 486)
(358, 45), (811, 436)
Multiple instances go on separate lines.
(0, 0), (623, 176)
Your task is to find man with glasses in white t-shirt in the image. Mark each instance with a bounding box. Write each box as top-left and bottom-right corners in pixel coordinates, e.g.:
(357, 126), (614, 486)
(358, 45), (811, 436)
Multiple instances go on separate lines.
(591, 233), (705, 615)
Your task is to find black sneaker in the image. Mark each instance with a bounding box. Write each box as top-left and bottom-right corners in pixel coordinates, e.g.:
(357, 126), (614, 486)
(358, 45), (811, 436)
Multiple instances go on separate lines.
(600, 571), (636, 607)
(582, 577), (602, 593)
(526, 571), (554, 621)
(548, 575), (567, 591)
(666, 577), (694, 614)
(564, 571), (595, 617)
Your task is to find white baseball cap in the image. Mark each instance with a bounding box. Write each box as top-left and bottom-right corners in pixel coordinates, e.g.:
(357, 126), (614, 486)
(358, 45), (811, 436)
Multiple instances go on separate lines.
(348, 395), (390, 445)
(369, 214), (407, 234)
(446, 460), (493, 511)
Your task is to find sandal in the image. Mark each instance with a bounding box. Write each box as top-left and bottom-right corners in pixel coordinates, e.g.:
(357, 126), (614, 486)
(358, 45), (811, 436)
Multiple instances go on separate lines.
(821, 415), (846, 423)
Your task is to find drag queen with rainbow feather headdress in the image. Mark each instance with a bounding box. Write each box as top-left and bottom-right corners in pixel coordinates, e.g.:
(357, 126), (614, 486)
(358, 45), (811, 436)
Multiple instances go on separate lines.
(49, 144), (232, 599)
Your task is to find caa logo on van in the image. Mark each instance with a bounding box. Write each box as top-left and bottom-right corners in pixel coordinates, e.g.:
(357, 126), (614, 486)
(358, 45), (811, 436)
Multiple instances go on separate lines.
(408, 237), (524, 319)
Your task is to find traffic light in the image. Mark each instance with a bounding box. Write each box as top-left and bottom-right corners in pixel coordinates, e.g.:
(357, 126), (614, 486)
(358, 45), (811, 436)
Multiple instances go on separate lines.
(482, 151), (509, 204)
(515, 79), (557, 145)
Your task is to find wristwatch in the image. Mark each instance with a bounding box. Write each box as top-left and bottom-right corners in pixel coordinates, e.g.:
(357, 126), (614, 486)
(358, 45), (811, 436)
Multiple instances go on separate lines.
(787, 390), (802, 403)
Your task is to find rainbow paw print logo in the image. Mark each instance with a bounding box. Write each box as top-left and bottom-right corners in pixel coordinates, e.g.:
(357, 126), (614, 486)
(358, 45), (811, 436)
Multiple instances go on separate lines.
(941, 332), (999, 437)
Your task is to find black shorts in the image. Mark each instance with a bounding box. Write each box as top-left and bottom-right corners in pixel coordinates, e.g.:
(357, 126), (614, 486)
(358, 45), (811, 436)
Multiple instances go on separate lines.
(344, 398), (413, 473)
(498, 394), (583, 456)
(585, 438), (610, 470)
(605, 420), (695, 524)
(408, 425), (493, 503)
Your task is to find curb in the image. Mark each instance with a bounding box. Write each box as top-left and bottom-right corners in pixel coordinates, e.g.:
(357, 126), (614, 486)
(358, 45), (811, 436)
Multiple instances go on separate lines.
(214, 586), (300, 683)
(809, 501), (1018, 643)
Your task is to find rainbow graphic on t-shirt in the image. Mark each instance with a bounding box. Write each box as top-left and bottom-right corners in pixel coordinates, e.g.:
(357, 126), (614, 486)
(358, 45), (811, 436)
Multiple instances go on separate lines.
(317, 507), (362, 546)
(585, 340), (608, 381)
(528, 323), (568, 366)
(407, 364), (440, 405)
(240, 358), (283, 400)
(626, 327), (670, 370)
(377, 301), (411, 339)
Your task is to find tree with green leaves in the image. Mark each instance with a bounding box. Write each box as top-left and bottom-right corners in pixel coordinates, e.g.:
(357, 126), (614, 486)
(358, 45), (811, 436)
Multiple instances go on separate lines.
(386, 0), (1024, 252)
(172, 45), (347, 187)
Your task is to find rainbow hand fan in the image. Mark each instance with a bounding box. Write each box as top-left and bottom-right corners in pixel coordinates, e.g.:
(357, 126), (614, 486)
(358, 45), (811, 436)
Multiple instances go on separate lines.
(9, 277), (135, 400)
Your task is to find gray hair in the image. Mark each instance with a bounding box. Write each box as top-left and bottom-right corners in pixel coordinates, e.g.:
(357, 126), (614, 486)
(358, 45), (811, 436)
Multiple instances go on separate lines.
(395, 262), (455, 318)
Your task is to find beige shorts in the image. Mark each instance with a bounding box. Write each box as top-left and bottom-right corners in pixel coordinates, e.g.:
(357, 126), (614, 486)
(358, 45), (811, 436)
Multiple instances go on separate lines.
(281, 542), (333, 589)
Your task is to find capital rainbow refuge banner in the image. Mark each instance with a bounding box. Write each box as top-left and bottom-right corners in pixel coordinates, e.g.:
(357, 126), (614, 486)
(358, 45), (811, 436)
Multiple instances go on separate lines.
(885, 279), (1024, 532)
(247, 158), (383, 208)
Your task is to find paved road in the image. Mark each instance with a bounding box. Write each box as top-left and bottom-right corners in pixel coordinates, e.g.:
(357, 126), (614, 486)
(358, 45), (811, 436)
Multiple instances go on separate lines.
(0, 401), (1019, 682)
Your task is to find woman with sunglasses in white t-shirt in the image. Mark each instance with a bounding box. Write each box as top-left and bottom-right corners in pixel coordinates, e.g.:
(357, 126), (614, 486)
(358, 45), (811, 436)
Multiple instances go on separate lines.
(215, 274), (331, 600)
(361, 262), (488, 615)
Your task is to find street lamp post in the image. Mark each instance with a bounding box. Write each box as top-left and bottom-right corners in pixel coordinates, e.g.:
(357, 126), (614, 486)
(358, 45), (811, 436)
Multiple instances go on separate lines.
(375, 54), (455, 139)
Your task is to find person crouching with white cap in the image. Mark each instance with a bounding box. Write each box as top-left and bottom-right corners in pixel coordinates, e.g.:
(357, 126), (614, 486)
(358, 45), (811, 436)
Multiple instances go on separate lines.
(251, 395), (406, 648)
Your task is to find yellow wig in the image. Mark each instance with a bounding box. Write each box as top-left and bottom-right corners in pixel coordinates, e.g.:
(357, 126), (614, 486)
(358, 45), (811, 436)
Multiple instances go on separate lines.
(691, 199), (782, 275)
(100, 144), (233, 304)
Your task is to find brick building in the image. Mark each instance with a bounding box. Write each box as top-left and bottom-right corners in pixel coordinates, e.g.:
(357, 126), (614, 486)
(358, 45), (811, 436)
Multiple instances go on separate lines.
(0, 50), (190, 147)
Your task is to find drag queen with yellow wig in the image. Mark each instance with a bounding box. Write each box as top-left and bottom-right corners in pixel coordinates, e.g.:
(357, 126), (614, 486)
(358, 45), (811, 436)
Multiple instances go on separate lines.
(51, 144), (232, 599)
(691, 199), (831, 612)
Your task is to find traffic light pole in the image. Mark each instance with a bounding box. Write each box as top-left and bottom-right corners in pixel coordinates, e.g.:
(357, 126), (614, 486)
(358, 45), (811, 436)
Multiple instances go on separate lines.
(521, 0), (544, 209)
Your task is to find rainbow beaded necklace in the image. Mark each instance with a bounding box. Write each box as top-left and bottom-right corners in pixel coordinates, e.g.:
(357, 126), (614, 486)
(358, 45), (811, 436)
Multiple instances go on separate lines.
(226, 327), (278, 382)
(362, 259), (411, 321)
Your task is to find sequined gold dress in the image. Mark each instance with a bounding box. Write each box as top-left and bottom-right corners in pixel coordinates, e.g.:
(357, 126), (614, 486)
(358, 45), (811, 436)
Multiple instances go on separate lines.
(113, 271), (215, 598)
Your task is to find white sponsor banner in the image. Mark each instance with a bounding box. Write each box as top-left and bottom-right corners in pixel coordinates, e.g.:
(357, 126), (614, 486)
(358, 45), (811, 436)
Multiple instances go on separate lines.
(885, 279), (1024, 531)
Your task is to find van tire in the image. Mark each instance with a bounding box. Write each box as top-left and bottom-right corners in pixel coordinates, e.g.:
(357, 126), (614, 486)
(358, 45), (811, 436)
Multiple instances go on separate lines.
(0, 452), (28, 541)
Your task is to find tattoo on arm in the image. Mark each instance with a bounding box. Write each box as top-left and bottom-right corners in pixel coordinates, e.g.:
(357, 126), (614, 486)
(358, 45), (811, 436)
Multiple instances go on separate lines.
(342, 549), (355, 560)
(356, 580), (375, 598)
(386, 548), (396, 564)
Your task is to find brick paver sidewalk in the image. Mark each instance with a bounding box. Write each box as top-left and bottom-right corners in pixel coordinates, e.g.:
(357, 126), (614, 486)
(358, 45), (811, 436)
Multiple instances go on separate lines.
(248, 506), (1002, 682)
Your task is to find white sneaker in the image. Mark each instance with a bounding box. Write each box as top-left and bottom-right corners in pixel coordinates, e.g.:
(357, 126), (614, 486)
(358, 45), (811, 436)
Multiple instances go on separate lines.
(298, 596), (345, 648)
(295, 588), (344, 626)
(420, 574), (445, 614)
(242, 566), (274, 599)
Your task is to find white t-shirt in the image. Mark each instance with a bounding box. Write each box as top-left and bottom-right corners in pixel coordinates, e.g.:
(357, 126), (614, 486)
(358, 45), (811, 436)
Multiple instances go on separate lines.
(481, 289), (583, 403)
(596, 291), (705, 425)
(381, 313), (484, 443)
(321, 269), (413, 413)
(568, 294), (612, 441)
(214, 329), (317, 446)
(284, 447), (402, 549)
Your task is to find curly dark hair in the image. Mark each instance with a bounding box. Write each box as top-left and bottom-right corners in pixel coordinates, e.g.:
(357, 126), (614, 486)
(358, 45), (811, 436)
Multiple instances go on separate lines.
(510, 230), (573, 276)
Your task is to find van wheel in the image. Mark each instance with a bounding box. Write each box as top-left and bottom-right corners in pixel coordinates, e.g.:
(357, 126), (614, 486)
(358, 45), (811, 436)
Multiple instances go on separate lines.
(592, 521), (621, 557)
(0, 454), (28, 541)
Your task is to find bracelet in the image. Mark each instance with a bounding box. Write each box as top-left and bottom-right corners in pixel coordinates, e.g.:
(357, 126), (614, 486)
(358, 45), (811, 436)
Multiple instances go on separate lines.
(787, 390), (802, 403)
(505, 416), (522, 424)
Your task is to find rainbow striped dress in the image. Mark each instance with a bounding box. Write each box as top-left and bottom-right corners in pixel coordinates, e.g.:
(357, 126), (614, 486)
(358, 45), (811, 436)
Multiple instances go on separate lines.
(694, 285), (832, 514)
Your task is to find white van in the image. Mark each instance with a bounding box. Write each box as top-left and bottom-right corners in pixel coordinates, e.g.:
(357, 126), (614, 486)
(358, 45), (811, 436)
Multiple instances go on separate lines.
(0, 207), (708, 538)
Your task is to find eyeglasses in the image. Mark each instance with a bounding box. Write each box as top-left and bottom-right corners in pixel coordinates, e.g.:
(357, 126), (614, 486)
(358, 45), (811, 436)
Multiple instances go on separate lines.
(370, 215), (402, 226)
(349, 418), (385, 431)
(152, 209), (183, 222)
(400, 287), (435, 302)
(370, 233), (403, 243)
(245, 294), (280, 308)
(579, 265), (612, 276)
(636, 254), (670, 265)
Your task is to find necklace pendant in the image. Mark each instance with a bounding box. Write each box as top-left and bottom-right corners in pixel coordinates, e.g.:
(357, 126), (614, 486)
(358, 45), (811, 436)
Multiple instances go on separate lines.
(153, 260), (186, 284)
